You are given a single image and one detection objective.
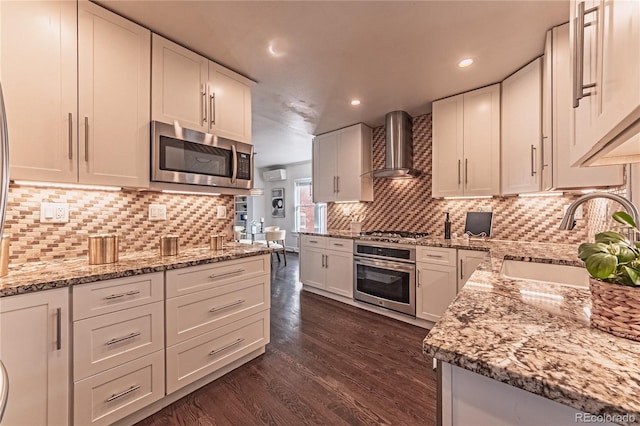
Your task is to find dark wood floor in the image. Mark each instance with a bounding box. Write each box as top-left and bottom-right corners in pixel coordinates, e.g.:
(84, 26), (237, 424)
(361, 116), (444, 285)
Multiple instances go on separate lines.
(137, 253), (436, 426)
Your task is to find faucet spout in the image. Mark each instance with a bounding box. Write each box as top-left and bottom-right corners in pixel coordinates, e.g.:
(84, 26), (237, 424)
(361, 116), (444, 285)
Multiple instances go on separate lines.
(558, 192), (640, 240)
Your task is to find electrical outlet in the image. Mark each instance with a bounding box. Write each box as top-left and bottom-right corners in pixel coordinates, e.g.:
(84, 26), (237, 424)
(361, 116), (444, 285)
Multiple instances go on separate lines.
(217, 206), (227, 219)
(40, 202), (69, 223)
(342, 206), (351, 216)
(478, 205), (492, 212)
(148, 204), (167, 221)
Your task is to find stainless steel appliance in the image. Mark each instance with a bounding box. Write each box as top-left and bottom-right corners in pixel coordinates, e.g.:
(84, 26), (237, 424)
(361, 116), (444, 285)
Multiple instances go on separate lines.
(353, 239), (416, 316)
(151, 121), (253, 189)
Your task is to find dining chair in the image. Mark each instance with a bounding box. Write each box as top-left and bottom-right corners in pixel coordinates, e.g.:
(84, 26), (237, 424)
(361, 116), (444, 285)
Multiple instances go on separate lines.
(263, 229), (286, 265)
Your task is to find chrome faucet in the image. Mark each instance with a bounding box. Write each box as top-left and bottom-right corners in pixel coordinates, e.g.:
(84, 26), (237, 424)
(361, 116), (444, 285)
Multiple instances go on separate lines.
(559, 192), (640, 240)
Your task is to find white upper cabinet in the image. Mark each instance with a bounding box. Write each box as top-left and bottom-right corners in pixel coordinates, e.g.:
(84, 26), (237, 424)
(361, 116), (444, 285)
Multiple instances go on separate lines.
(569, 0), (640, 166)
(208, 62), (252, 143)
(312, 123), (373, 203)
(432, 84), (500, 197)
(1, 0), (78, 183)
(2, 0), (151, 187)
(543, 24), (623, 190)
(78, 1), (151, 188)
(152, 34), (209, 132)
(152, 34), (253, 143)
(501, 58), (542, 195)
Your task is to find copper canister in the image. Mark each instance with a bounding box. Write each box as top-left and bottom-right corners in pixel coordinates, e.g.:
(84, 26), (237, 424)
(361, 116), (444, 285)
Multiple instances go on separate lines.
(88, 234), (119, 265)
(160, 235), (179, 256)
(210, 235), (224, 251)
(0, 235), (9, 277)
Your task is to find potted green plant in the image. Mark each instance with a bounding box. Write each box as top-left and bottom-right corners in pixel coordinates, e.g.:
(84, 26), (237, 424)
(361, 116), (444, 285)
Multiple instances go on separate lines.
(578, 211), (640, 341)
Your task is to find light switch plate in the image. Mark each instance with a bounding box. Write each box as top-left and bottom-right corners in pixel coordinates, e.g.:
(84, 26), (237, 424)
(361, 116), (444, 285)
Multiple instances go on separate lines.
(40, 202), (69, 223)
(217, 206), (227, 219)
(148, 204), (167, 221)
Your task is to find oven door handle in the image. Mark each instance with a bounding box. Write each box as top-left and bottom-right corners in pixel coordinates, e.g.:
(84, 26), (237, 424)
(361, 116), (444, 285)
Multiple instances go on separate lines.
(354, 256), (415, 273)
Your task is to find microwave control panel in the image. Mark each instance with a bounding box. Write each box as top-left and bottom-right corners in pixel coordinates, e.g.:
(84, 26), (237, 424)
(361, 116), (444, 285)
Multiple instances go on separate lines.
(237, 152), (251, 180)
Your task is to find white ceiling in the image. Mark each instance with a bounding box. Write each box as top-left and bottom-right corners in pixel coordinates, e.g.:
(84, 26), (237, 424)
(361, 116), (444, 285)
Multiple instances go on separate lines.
(98, 0), (569, 169)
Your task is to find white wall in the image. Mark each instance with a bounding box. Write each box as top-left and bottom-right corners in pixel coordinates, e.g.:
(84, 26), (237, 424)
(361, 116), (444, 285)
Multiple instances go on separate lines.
(260, 161), (312, 251)
(249, 172), (266, 224)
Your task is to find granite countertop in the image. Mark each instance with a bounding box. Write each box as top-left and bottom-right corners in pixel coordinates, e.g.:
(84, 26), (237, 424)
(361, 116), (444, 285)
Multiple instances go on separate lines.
(304, 230), (640, 423)
(0, 243), (272, 297)
(422, 239), (640, 425)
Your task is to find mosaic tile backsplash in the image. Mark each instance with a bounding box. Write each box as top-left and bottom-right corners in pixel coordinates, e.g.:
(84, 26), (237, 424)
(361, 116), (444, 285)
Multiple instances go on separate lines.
(3, 184), (234, 264)
(327, 113), (625, 244)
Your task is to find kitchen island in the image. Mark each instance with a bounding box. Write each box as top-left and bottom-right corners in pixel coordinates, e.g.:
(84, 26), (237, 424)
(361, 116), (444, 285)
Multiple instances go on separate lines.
(422, 239), (640, 426)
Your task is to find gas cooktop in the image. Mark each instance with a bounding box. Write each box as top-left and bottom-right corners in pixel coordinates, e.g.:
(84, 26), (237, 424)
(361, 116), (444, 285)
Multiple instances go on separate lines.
(360, 230), (429, 239)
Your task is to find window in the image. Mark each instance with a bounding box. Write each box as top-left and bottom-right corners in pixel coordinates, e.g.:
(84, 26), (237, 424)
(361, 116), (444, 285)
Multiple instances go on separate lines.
(294, 179), (326, 233)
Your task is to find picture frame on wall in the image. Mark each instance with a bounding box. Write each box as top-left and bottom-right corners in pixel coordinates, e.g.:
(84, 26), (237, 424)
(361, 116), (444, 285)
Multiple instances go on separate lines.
(272, 188), (285, 218)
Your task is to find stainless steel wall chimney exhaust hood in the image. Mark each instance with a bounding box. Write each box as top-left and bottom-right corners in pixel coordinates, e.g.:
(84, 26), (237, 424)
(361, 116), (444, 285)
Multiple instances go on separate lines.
(372, 111), (419, 178)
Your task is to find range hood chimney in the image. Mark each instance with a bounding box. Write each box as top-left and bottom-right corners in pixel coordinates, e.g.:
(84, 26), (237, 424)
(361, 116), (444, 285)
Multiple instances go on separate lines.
(372, 111), (418, 178)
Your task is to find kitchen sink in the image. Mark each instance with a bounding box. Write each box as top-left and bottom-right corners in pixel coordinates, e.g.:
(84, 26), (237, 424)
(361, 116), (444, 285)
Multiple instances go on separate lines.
(500, 259), (590, 288)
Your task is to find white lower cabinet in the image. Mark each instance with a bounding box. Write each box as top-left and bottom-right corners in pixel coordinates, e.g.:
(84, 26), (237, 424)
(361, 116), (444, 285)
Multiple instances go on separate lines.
(0, 288), (70, 426)
(72, 273), (165, 426)
(165, 255), (271, 394)
(416, 247), (458, 322)
(299, 236), (353, 298)
(457, 250), (488, 291)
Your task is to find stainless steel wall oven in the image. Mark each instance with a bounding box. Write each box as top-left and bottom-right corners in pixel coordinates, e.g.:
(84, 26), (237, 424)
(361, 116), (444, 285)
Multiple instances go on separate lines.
(353, 241), (416, 316)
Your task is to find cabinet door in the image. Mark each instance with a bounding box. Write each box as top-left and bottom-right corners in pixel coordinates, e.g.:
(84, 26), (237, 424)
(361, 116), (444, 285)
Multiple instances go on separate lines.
(312, 133), (338, 203)
(151, 34), (208, 131)
(336, 125), (364, 201)
(208, 62), (252, 143)
(551, 23), (623, 189)
(463, 84), (501, 196)
(501, 59), (542, 195)
(590, 0), (640, 155)
(0, 288), (69, 426)
(457, 250), (487, 291)
(300, 246), (326, 289)
(1, 0), (77, 183)
(78, 1), (151, 188)
(432, 95), (464, 197)
(325, 250), (353, 298)
(416, 263), (457, 322)
(541, 29), (554, 191)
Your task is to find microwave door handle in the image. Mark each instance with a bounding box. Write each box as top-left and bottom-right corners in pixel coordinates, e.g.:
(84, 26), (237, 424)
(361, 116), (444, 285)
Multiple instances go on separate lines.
(231, 144), (237, 184)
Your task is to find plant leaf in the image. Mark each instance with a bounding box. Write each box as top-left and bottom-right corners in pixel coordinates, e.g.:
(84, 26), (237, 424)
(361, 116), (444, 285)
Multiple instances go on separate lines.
(585, 253), (618, 279)
(618, 246), (638, 263)
(595, 231), (628, 244)
(623, 266), (640, 285)
(613, 211), (638, 230)
(578, 243), (608, 261)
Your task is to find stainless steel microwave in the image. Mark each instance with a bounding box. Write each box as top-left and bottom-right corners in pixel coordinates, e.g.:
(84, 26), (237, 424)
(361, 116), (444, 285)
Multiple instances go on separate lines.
(151, 121), (253, 189)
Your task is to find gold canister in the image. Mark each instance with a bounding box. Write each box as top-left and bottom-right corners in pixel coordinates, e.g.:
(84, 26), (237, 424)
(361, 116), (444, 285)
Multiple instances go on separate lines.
(0, 236), (9, 277)
(160, 235), (179, 256)
(88, 234), (119, 265)
(210, 234), (224, 251)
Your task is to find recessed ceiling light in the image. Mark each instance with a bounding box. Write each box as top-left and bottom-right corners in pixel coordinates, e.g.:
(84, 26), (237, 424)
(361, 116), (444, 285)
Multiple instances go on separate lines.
(350, 99), (361, 106)
(458, 58), (474, 68)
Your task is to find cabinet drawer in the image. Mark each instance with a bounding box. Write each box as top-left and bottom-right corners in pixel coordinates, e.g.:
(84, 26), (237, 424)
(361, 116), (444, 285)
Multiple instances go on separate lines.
(300, 235), (327, 249)
(74, 302), (164, 380)
(166, 311), (270, 394)
(166, 275), (270, 346)
(74, 350), (164, 426)
(166, 255), (269, 298)
(416, 247), (456, 266)
(327, 238), (352, 253)
(73, 272), (164, 320)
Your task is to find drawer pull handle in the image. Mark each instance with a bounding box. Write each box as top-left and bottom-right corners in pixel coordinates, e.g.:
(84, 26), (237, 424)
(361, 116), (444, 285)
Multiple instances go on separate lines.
(334, 243), (344, 247)
(309, 240), (318, 244)
(209, 338), (244, 356)
(426, 254), (444, 259)
(106, 385), (141, 403)
(104, 290), (140, 300)
(209, 269), (244, 279)
(106, 332), (141, 346)
(209, 299), (245, 313)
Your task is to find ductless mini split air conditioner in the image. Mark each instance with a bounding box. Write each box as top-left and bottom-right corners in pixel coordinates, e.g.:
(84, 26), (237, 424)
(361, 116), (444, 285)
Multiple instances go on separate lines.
(263, 169), (287, 181)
